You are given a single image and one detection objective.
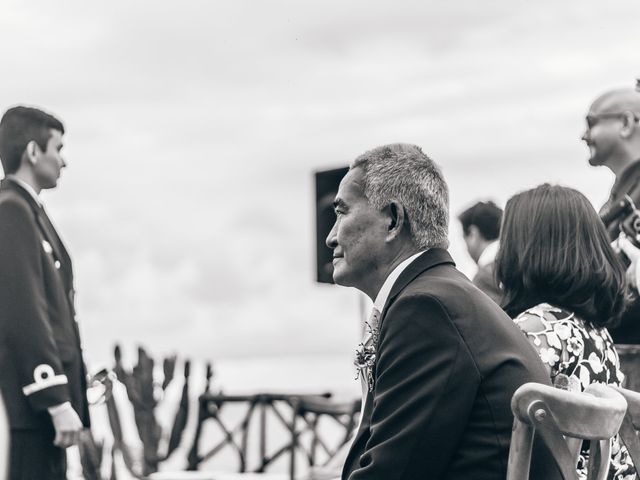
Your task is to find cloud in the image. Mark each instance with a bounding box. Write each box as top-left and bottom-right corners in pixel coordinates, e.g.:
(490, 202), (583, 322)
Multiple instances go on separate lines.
(1, 0), (638, 366)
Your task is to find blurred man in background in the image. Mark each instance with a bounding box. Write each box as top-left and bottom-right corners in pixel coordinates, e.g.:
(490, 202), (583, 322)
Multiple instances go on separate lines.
(583, 86), (640, 343)
(584, 87), (640, 237)
(458, 201), (502, 304)
(0, 106), (88, 479)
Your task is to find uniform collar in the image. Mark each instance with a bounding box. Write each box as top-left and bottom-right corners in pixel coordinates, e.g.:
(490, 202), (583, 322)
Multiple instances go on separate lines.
(4, 175), (42, 207)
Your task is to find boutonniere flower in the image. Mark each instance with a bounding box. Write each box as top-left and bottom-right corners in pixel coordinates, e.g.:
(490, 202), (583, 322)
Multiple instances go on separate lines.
(354, 319), (380, 392)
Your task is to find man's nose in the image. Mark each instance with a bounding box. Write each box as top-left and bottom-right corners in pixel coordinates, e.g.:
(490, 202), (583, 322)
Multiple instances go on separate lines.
(581, 129), (589, 142)
(326, 223), (338, 249)
(60, 157), (67, 168)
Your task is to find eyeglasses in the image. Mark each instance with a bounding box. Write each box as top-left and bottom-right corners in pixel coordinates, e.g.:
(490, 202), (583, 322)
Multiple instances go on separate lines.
(586, 111), (640, 129)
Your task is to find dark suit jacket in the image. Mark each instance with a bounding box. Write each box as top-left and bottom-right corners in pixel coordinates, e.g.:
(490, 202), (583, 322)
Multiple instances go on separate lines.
(342, 249), (559, 480)
(472, 261), (502, 305)
(599, 159), (640, 344)
(0, 179), (89, 430)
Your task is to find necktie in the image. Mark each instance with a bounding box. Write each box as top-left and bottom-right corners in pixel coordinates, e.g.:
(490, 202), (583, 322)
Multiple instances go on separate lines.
(359, 307), (380, 397)
(363, 307), (380, 349)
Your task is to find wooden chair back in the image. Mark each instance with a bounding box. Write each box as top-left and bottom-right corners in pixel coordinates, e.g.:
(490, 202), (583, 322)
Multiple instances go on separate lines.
(507, 382), (627, 480)
(611, 385), (640, 470)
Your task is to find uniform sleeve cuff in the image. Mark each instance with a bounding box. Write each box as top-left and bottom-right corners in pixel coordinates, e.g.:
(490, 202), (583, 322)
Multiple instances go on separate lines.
(47, 401), (73, 416)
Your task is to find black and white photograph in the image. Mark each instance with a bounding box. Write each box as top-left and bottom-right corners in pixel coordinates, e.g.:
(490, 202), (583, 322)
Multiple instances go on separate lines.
(1, 1), (640, 479)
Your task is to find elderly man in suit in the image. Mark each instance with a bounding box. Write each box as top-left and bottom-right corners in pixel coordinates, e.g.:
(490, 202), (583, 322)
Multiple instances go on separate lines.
(326, 143), (558, 480)
(0, 106), (89, 479)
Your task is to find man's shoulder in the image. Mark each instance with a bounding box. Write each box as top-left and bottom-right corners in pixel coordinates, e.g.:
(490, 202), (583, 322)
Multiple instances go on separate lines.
(384, 250), (505, 319)
(0, 188), (34, 217)
(404, 262), (484, 303)
(475, 261), (494, 278)
(472, 263), (502, 301)
(387, 263), (505, 329)
(394, 262), (512, 332)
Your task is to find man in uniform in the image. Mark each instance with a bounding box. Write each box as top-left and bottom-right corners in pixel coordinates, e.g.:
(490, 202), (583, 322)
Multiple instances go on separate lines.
(0, 106), (89, 479)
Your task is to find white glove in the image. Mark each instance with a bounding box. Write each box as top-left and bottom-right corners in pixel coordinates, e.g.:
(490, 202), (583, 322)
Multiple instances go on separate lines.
(617, 234), (640, 292)
(48, 402), (83, 448)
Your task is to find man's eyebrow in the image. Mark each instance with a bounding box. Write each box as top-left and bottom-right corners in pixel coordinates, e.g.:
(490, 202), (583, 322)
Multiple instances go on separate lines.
(333, 199), (347, 210)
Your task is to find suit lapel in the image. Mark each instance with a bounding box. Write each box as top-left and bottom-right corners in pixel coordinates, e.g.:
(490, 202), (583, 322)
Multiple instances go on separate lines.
(36, 207), (71, 269)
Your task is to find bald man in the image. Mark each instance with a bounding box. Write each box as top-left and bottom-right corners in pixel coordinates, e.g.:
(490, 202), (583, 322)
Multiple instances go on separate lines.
(583, 88), (640, 229)
(583, 87), (640, 343)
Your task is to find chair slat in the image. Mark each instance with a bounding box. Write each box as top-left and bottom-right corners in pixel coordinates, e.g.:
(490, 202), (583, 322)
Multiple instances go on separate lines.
(611, 385), (640, 472)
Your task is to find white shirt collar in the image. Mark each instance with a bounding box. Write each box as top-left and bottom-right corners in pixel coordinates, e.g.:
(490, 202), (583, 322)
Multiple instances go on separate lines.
(373, 250), (426, 312)
(477, 240), (499, 267)
(5, 175), (42, 207)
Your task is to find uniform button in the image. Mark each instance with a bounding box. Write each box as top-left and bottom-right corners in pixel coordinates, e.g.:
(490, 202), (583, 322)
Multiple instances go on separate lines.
(54, 260), (61, 269)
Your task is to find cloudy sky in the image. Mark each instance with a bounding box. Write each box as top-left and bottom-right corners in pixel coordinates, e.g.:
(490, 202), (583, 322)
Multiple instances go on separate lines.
(1, 0), (639, 366)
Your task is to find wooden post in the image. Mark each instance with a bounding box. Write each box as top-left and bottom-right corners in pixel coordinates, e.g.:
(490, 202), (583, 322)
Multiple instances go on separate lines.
(506, 419), (533, 480)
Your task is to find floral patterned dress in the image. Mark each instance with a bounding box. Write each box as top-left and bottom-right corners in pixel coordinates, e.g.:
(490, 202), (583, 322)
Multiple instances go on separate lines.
(513, 303), (636, 480)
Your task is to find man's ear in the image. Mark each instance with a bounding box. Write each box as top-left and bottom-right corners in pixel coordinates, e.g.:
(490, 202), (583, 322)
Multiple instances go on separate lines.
(25, 140), (39, 165)
(620, 111), (637, 138)
(468, 225), (481, 241)
(385, 201), (406, 240)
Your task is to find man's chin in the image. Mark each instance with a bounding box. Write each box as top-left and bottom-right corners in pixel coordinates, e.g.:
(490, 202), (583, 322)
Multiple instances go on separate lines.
(586, 146), (605, 167)
(588, 155), (603, 167)
(331, 268), (349, 287)
(38, 175), (60, 190)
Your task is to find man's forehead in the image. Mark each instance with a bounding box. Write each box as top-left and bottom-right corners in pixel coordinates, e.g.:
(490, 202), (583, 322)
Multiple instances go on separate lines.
(48, 129), (63, 144)
(590, 89), (640, 114)
(336, 167), (365, 200)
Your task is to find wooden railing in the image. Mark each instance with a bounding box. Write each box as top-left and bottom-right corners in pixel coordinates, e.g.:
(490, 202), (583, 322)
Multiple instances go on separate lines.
(75, 346), (360, 479)
(187, 392), (360, 479)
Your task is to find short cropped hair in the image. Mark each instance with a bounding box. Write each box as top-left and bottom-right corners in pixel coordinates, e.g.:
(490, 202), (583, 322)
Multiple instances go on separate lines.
(351, 143), (449, 250)
(458, 201), (503, 240)
(496, 184), (627, 328)
(0, 106), (65, 174)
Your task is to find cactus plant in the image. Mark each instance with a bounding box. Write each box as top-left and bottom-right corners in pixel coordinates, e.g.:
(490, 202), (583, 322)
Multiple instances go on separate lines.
(103, 345), (199, 477)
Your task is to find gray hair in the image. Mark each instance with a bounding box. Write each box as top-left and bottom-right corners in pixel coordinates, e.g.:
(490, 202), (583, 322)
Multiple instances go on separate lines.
(351, 143), (449, 249)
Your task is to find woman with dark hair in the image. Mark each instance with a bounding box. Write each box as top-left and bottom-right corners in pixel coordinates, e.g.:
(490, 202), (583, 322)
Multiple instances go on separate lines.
(496, 183), (634, 479)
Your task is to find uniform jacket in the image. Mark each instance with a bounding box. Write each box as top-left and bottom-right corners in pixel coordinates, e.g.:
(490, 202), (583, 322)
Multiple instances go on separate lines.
(0, 179), (89, 430)
(342, 249), (559, 480)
